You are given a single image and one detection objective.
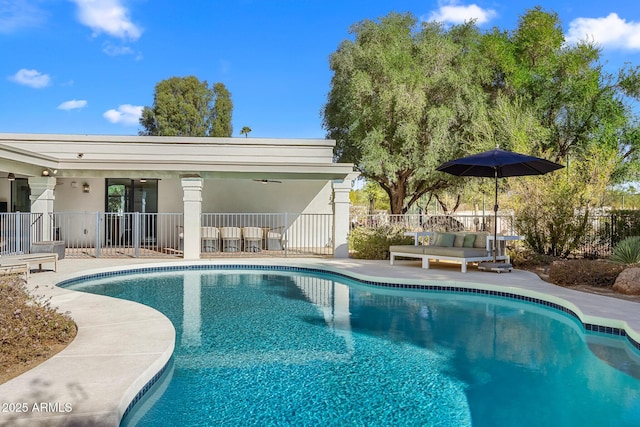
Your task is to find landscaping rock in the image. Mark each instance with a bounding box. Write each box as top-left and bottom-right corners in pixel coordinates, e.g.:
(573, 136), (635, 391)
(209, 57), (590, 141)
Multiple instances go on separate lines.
(612, 267), (640, 295)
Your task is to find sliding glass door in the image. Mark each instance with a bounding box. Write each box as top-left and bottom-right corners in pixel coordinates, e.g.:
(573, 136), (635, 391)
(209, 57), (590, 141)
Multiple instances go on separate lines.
(105, 179), (158, 245)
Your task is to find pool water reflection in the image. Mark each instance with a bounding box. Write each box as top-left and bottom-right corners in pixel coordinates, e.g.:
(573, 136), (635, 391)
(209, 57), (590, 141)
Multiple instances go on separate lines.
(66, 269), (640, 426)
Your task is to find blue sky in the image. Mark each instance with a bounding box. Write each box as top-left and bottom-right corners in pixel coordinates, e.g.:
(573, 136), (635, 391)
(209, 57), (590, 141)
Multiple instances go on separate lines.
(2, 0), (640, 139)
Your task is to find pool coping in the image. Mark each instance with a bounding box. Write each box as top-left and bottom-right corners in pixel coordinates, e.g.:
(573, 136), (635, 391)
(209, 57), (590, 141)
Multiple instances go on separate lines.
(1, 258), (639, 426)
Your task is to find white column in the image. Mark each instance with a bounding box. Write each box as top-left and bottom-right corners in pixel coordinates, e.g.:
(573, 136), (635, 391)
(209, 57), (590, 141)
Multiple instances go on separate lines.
(181, 176), (203, 259)
(332, 174), (356, 258)
(28, 176), (56, 241)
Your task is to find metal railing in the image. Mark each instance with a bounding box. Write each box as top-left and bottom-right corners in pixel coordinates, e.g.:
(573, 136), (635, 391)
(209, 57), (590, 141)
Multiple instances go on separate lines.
(51, 212), (184, 258)
(200, 213), (334, 256)
(350, 213), (515, 235)
(0, 212), (42, 255)
(0, 211), (335, 258)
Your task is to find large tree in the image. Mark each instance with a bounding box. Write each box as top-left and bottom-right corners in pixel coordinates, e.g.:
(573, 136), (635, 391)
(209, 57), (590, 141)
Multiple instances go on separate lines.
(139, 76), (233, 137)
(323, 13), (493, 214)
(211, 82), (233, 137)
(482, 7), (640, 255)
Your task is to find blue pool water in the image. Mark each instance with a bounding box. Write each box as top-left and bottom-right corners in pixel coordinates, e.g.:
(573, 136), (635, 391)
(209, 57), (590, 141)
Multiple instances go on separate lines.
(65, 269), (640, 426)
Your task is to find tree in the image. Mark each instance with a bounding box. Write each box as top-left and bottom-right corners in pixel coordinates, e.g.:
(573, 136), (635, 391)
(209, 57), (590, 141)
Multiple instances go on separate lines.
(484, 7), (640, 255)
(240, 126), (252, 138)
(139, 76), (234, 137)
(323, 12), (493, 214)
(211, 82), (233, 137)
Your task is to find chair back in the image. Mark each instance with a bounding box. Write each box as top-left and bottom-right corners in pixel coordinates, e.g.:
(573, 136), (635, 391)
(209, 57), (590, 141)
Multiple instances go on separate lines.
(242, 227), (263, 239)
(201, 227), (220, 238)
(220, 227), (241, 239)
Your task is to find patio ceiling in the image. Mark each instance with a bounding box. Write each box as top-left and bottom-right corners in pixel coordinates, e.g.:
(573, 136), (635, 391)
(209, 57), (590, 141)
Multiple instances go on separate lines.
(0, 133), (356, 181)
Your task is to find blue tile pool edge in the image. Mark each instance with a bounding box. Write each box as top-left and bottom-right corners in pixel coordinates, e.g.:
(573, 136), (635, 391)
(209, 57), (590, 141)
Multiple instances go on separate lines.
(55, 262), (640, 425)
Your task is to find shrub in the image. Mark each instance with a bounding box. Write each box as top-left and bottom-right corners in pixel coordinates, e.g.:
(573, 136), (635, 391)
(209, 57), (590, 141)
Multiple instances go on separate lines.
(548, 259), (625, 288)
(0, 276), (76, 383)
(349, 225), (413, 259)
(610, 236), (640, 265)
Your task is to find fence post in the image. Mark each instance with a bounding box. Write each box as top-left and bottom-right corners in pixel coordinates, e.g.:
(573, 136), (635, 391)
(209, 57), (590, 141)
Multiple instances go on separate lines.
(15, 212), (21, 254)
(95, 212), (101, 258)
(284, 212), (288, 257)
(133, 212), (140, 258)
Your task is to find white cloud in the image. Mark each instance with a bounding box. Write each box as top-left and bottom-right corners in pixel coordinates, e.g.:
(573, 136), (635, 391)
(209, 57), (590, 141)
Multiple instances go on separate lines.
(0, 0), (46, 33)
(58, 99), (88, 110)
(103, 104), (142, 125)
(102, 42), (134, 56)
(427, 1), (497, 25)
(71, 0), (142, 41)
(8, 68), (51, 88)
(566, 13), (640, 50)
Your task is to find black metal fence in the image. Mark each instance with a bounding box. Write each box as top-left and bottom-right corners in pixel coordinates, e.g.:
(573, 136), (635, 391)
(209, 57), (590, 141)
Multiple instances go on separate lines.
(350, 212), (640, 259)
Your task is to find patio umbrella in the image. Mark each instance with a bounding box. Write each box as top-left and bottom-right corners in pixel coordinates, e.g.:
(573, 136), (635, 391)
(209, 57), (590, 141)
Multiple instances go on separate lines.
(436, 147), (564, 268)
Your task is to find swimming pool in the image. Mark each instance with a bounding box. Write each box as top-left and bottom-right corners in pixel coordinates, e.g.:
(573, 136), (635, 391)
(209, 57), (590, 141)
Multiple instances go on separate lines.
(64, 267), (640, 426)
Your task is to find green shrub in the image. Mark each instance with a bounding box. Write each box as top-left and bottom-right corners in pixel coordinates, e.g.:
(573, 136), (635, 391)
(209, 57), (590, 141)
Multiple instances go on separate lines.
(610, 236), (640, 265)
(349, 225), (413, 259)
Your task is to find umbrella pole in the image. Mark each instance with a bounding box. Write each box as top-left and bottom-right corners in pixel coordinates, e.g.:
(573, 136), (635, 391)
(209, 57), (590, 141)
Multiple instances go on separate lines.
(493, 169), (498, 263)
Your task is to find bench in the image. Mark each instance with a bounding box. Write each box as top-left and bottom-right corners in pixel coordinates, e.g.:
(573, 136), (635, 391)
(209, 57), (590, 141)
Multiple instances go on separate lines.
(389, 232), (509, 273)
(0, 253), (59, 279)
(0, 262), (30, 279)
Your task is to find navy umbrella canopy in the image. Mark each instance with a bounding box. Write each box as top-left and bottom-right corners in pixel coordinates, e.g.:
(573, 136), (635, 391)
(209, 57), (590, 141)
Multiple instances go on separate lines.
(436, 148), (564, 178)
(436, 148), (564, 267)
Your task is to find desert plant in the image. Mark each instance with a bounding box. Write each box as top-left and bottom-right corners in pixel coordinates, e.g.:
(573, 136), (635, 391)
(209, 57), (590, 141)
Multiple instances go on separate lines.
(348, 225), (413, 259)
(610, 236), (640, 265)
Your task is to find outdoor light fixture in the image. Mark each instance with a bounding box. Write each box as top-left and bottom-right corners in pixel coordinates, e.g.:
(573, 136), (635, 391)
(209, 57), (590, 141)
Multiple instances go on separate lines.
(82, 183), (90, 193)
(42, 169), (50, 176)
(140, 178), (147, 183)
(41, 168), (58, 177)
(7, 173), (15, 181)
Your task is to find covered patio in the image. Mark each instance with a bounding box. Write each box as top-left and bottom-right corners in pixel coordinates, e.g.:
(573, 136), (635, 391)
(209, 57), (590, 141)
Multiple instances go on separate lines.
(0, 133), (357, 260)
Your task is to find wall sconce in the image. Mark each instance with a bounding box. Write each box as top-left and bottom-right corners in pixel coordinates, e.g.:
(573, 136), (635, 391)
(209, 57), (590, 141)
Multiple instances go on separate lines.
(82, 183), (90, 193)
(7, 173), (15, 181)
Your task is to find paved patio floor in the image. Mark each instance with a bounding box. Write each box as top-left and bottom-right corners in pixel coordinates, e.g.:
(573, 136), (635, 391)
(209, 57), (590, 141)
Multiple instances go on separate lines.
(1, 257), (639, 426)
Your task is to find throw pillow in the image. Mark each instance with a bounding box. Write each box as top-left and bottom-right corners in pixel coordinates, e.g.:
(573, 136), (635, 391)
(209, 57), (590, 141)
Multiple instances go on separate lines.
(438, 232), (456, 247)
(473, 232), (488, 248)
(463, 234), (475, 248)
(453, 233), (465, 247)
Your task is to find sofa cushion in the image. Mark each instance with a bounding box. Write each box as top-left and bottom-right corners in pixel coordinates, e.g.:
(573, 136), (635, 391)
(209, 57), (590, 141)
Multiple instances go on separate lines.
(389, 245), (425, 254)
(435, 232), (456, 247)
(463, 234), (476, 248)
(423, 247), (489, 258)
(453, 233), (466, 247)
(473, 232), (489, 248)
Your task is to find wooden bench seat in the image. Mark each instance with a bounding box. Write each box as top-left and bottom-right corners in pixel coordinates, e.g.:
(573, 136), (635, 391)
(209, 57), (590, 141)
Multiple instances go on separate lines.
(0, 253), (58, 279)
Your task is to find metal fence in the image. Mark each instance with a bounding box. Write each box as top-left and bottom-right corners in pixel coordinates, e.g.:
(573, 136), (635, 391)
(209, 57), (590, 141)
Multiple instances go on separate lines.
(350, 213), (515, 235)
(51, 212), (184, 258)
(350, 212), (640, 259)
(0, 212), (42, 255)
(0, 211), (334, 258)
(201, 213), (334, 257)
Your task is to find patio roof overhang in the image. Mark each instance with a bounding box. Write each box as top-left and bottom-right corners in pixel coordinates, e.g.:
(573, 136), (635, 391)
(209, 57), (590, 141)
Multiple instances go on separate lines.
(0, 133), (356, 181)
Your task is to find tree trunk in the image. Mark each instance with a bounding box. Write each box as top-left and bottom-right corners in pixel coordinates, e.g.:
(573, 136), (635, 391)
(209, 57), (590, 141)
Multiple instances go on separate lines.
(388, 187), (407, 214)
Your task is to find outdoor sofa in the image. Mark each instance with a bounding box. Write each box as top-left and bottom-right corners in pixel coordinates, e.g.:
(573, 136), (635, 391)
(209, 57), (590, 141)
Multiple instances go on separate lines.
(389, 231), (508, 273)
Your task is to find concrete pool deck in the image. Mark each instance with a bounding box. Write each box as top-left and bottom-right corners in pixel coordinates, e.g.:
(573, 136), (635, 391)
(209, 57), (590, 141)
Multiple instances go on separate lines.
(1, 257), (639, 426)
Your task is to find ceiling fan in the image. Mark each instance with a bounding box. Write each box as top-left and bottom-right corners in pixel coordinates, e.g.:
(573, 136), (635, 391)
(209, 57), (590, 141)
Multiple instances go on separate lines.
(253, 179), (282, 184)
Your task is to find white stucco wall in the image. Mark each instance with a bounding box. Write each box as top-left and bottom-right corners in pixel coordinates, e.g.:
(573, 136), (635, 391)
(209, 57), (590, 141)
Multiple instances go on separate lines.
(200, 179), (332, 214)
